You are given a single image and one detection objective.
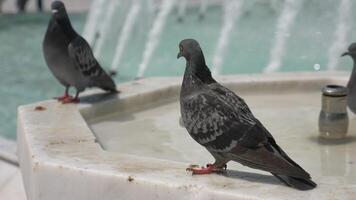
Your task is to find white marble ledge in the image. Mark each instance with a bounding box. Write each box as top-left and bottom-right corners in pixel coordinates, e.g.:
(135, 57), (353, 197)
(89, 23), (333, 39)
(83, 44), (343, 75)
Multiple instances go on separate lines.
(17, 72), (355, 200)
(0, 136), (18, 166)
(0, 161), (26, 200)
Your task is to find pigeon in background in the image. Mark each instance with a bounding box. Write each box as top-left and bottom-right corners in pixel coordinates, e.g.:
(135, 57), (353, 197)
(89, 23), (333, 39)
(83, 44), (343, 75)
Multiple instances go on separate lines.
(342, 43), (356, 114)
(177, 39), (316, 190)
(0, 0), (4, 13)
(43, 1), (117, 103)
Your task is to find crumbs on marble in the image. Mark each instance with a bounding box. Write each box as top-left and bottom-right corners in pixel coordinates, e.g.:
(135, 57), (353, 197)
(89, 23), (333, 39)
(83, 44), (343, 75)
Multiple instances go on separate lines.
(128, 176), (134, 182)
(34, 106), (46, 111)
(32, 161), (40, 172)
(178, 184), (199, 190)
(49, 141), (65, 145)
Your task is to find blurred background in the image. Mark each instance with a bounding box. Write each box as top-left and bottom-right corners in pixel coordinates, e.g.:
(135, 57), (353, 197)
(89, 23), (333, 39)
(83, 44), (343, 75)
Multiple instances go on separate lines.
(0, 0), (355, 140)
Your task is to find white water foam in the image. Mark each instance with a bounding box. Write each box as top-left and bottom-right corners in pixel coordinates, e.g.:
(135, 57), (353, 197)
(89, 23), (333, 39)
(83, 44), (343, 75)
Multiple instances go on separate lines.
(82, 0), (108, 46)
(110, 1), (141, 73)
(136, 0), (175, 78)
(93, 0), (120, 58)
(211, 0), (244, 75)
(264, 0), (303, 73)
(327, 0), (352, 71)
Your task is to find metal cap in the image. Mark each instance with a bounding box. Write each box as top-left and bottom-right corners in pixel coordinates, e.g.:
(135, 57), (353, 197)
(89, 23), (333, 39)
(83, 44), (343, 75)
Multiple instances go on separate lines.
(322, 85), (348, 97)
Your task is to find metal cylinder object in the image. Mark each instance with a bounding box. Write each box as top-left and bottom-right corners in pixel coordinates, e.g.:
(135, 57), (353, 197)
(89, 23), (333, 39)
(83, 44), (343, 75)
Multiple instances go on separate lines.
(319, 85), (349, 139)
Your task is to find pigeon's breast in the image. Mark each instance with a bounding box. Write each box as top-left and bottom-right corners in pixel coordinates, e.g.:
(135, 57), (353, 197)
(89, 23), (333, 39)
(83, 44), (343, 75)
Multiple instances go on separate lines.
(43, 29), (77, 86)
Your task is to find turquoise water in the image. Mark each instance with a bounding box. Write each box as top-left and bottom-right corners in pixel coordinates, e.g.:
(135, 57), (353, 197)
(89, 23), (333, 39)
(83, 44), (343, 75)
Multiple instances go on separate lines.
(0, 1), (355, 139)
(0, 13), (86, 139)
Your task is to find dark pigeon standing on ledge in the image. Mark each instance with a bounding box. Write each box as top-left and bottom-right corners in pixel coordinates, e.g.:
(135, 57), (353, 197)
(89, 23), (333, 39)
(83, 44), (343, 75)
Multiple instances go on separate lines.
(43, 1), (117, 103)
(342, 43), (356, 114)
(177, 39), (316, 190)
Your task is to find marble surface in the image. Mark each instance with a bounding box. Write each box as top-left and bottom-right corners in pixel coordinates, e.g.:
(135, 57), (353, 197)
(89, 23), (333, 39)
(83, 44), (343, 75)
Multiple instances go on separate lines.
(0, 137), (18, 166)
(0, 137), (25, 199)
(0, 163), (26, 200)
(17, 72), (356, 200)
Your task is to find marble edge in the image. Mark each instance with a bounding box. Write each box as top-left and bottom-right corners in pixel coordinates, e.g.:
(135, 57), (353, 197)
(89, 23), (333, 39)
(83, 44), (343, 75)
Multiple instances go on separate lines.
(16, 72), (355, 199)
(0, 136), (18, 166)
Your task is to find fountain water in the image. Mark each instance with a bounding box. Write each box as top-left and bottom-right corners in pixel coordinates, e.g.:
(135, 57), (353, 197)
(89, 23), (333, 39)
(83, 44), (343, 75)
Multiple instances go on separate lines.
(327, 0), (351, 71)
(177, 0), (186, 22)
(211, 0), (244, 75)
(264, 0), (303, 73)
(136, 0), (175, 79)
(82, 0), (108, 46)
(93, 0), (121, 58)
(80, 0), (350, 80)
(146, 0), (155, 11)
(110, 1), (142, 75)
(198, 0), (209, 20)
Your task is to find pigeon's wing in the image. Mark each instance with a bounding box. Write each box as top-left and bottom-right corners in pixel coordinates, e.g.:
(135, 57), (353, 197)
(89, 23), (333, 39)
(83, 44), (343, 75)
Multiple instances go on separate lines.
(227, 121), (311, 179)
(68, 36), (116, 91)
(182, 89), (258, 152)
(208, 83), (253, 115)
(183, 86), (310, 179)
(68, 36), (103, 79)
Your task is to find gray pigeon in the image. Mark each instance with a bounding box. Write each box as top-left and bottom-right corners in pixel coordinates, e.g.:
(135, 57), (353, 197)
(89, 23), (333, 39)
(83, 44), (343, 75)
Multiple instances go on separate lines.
(43, 1), (117, 103)
(342, 43), (356, 114)
(177, 39), (316, 190)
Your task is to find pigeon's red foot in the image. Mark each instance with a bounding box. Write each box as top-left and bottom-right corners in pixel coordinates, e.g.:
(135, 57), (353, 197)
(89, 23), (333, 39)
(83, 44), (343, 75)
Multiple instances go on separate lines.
(54, 94), (72, 101)
(61, 96), (80, 104)
(186, 164), (226, 175)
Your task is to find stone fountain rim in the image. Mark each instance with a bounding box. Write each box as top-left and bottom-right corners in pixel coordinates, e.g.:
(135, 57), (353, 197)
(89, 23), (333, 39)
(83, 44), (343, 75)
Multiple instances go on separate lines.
(17, 71), (354, 200)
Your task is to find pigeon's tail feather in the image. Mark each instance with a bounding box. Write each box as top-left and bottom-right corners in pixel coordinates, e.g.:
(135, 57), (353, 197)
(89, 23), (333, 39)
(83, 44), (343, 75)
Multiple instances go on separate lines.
(272, 173), (317, 190)
(93, 72), (117, 93)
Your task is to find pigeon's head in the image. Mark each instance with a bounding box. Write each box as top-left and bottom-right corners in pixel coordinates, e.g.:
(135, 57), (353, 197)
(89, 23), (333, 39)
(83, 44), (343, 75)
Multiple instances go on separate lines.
(177, 39), (203, 61)
(342, 43), (356, 59)
(51, 1), (67, 17)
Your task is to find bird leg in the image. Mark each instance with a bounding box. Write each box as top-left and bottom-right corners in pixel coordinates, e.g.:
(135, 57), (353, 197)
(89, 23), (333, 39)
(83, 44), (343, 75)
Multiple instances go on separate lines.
(55, 87), (72, 101)
(186, 163), (227, 175)
(61, 91), (80, 104)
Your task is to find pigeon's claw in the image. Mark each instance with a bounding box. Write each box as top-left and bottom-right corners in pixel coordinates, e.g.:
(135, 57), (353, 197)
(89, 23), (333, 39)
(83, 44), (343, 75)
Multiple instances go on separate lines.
(61, 96), (80, 104)
(54, 94), (72, 101)
(186, 164), (226, 175)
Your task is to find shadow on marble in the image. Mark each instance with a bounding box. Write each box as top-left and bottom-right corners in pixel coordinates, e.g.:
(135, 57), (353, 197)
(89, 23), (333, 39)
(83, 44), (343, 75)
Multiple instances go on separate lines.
(80, 92), (119, 104)
(308, 136), (356, 146)
(222, 169), (282, 186)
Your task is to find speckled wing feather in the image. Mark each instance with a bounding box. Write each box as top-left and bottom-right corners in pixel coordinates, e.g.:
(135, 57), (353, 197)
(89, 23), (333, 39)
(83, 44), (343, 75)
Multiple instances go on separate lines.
(182, 84), (311, 179)
(68, 36), (103, 78)
(208, 83), (253, 116)
(182, 87), (259, 152)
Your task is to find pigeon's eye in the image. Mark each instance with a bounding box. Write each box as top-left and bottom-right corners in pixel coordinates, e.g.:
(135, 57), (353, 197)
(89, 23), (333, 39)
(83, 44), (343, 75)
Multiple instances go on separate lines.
(179, 46), (183, 52)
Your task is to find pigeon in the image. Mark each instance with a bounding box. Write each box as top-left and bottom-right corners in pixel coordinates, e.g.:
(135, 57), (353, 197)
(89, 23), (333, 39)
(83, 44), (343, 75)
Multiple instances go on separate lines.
(43, 1), (117, 103)
(0, 0), (4, 13)
(342, 43), (356, 114)
(16, 0), (28, 12)
(177, 39), (317, 190)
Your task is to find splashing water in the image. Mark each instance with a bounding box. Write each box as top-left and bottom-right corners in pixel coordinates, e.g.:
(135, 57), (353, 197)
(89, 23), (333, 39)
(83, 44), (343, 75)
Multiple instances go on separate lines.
(199, 0), (209, 20)
(211, 0), (243, 75)
(177, 0), (187, 22)
(327, 0), (352, 71)
(314, 64), (321, 71)
(82, 0), (108, 46)
(136, 0), (175, 79)
(264, 0), (303, 73)
(110, 1), (141, 73)
(93, 0), (121, 58)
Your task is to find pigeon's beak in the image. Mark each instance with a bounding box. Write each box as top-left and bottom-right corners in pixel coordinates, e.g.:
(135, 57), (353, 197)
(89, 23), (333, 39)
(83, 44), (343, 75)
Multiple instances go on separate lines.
(341, 51), (350, 57)
(51, 9), (59, 14)
(177, 52), (183, 59)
